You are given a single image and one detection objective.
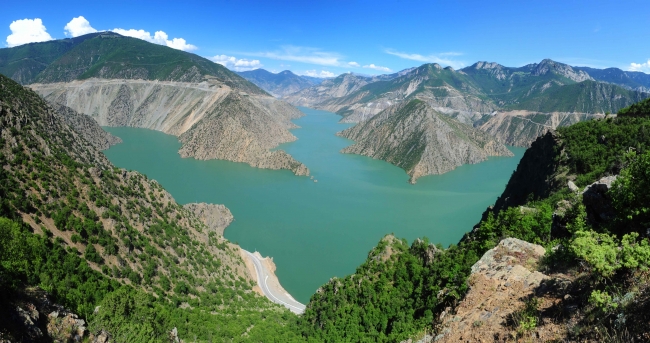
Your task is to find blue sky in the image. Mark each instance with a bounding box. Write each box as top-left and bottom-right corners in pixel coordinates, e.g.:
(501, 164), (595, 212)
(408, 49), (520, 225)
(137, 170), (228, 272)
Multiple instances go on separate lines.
(2, 0), (649, 76)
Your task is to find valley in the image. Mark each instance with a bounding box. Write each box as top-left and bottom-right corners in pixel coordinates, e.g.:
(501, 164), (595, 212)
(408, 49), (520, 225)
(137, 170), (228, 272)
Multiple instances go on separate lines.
(1, 6), (650, 339)
(101, 108), (525, 303)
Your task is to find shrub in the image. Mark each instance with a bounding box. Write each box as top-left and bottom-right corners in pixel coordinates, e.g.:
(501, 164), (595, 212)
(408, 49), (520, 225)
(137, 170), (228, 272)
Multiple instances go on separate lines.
(611, 150), (650, 233)
(589, 290), (618, 312)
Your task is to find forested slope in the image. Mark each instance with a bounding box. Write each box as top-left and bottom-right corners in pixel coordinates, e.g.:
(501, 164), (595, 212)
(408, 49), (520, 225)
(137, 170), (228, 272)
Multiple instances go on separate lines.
(0, 74), (303, 342)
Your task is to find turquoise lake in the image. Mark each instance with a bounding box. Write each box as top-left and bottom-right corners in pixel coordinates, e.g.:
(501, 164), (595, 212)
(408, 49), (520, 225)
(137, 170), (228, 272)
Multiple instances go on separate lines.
(103, 108), (525, 303)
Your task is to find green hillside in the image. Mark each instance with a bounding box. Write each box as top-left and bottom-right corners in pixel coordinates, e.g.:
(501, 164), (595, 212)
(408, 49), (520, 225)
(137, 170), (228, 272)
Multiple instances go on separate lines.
(618, 96), (650, 117)
(299, 101), (650, 341)
(505, 80), (648, 113)
(0, 32), (265, 95)
(0, 74), (300, 342)
(0, 32), (102, 84)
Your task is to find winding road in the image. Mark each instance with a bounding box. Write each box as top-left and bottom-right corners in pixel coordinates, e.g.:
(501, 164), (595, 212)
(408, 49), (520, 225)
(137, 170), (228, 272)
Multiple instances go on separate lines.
(243, 250), (306, 314)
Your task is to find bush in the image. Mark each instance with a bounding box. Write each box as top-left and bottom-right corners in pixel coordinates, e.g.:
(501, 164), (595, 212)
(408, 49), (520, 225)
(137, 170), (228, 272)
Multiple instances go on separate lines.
(611, 150), (650, 233)
(570, 230), (650, 277)
(589, 290), (618, 312)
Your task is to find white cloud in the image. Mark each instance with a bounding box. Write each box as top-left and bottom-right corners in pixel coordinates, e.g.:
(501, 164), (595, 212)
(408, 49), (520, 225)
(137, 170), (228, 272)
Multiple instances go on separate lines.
(245, 46), (343, 67)
(6, 18), (53, 47)
(211, 54), (262, 71)
(112, 28), (197, 51)
(629, 59), (650, 73)
(300, 70), (336, 78)
(64, 16), (97, 37)
(385, 49), (466, 69)
(348, 61), (360, 67)
(363, 64), (392, 72)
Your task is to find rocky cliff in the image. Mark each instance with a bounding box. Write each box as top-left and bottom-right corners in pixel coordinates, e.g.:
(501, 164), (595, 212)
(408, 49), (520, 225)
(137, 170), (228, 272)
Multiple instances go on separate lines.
(338, 99), (513, 183)
(478, 110), (603, 146)
(52, 103), (122, 150)
(30, 78), (310, 176)
(183, 202), (233, 236)
(435, 238), (552, 342)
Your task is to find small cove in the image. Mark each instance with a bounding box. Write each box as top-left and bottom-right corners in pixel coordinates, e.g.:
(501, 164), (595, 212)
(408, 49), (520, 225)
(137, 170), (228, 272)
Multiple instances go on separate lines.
(103, 107), (525, 303)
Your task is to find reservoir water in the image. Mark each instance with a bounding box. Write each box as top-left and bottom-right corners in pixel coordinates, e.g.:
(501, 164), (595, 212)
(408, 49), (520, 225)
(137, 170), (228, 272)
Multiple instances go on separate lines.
(103, 108), (525, 303)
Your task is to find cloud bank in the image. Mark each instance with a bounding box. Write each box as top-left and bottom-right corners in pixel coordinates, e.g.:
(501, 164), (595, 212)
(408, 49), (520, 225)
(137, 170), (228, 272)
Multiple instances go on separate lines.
(363, 64), (392, 72)
(300, 70), (336, 78)
(385, 49), (466, 69)
(6, 18), (53, 47)
(629, 59), (650, 73)
(5, 16), (198, 51)
(211, 55), (262, 71)
(112, 28), (197, 51)
(64, 16), (97, 37)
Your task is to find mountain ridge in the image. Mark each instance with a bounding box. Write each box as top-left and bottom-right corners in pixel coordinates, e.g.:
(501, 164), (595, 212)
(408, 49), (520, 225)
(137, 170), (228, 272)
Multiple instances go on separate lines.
(0, 33), (311, 176)
(338, 99), (513, 183)
(236, 68), (320, 97)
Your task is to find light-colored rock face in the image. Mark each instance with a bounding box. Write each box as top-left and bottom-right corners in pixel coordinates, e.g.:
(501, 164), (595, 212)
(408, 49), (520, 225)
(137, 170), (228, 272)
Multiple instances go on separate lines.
(183, 202), (233, 236)
(531, 59), (594, 83)
(436, 238), (548, 342)
(479, 110), (603, 147)
(338, 100), (513, 183)
(53, 103), (122, 150)
(29, 79), (309, 175)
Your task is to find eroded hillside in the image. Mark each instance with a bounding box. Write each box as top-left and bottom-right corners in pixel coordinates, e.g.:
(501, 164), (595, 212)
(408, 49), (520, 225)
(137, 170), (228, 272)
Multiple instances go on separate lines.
(338, 99), (512, 183)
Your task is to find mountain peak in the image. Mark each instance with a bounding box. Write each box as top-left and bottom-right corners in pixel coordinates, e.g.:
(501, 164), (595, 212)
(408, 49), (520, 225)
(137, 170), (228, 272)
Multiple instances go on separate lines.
(471, 61), (505, 70)
(532, 59), (593, 82)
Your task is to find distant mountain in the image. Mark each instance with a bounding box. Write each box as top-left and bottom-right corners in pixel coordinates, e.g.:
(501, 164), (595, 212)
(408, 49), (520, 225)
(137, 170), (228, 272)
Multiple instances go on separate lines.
(0, 32), (310, 175)
(288, 59), (649, 146)
(283, 68), (417, 113)
(573, 66), (650, 92)
(237, 69), (319, 97)
(338, 99), (512, 183)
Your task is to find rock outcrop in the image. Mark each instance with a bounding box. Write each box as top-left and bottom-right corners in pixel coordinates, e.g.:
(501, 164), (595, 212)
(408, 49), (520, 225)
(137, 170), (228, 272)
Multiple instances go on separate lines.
(435, 238), (548, 342)
(30, 78), (310, 176)
(338, 99), (513, 183)
(490, 131), (565, 214)
(183, 202), (233, 236)
(52, 103), (122, 150)
(582, 175), (618, 223)
(0, 286), (109, 343)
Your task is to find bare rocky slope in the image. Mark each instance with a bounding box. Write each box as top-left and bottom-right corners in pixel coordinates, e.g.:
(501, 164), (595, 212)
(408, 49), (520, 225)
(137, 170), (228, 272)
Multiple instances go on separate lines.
(52, 103), (122, 150)
(30, 78), (310, 175)
(478, 110), (603, 146)
(338, 99), (513, 183)
(183, 202), (233, 236)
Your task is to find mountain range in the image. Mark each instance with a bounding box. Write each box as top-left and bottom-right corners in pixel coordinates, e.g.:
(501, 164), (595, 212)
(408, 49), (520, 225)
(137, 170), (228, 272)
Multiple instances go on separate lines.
(0, 31), (310, 176)
(2, 26), (650, 342)
(236, 69), (322, 98)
